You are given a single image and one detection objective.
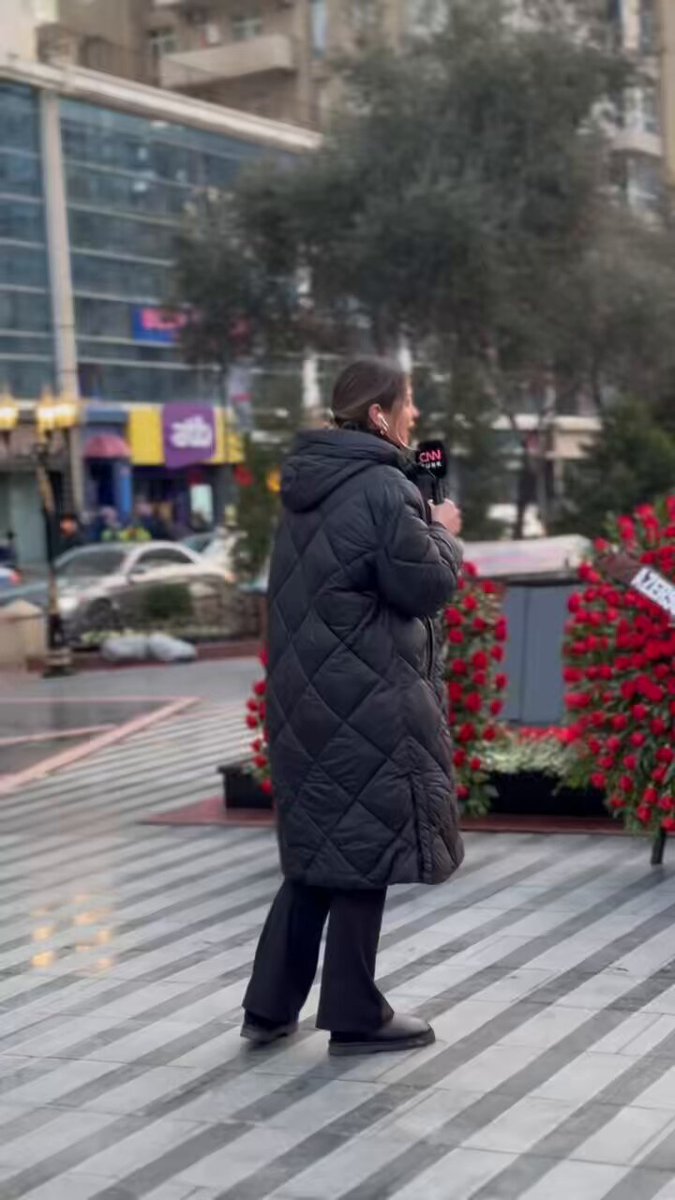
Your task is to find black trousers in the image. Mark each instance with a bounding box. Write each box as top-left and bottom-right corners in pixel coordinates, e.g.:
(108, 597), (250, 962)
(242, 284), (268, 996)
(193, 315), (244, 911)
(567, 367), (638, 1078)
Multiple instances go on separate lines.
(243, 880), (392, 1033)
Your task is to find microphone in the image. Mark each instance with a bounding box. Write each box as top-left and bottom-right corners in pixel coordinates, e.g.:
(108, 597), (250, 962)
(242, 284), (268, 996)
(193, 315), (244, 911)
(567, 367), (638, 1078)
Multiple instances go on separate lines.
(414, 440), (448, 505)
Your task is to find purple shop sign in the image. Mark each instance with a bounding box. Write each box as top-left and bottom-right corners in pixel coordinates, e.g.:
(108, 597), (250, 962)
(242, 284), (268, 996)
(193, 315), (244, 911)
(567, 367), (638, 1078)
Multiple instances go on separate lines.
(162, 405), (216, 469)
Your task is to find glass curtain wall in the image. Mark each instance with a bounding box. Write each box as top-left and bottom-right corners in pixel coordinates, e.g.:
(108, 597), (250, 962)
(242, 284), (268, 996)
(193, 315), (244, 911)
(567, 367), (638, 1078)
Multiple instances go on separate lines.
(60, 99), (279, 405)
(0, 84), (54, 398)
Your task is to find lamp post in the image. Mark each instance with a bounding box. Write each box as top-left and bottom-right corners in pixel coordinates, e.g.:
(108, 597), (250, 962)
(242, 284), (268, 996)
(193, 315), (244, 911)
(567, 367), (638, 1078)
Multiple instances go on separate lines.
(35, 388), (81, 677)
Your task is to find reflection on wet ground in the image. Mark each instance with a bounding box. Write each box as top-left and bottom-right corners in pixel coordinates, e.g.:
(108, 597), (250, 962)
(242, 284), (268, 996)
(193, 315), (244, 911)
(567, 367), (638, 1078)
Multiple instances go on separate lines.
(0, 699), (164, 776)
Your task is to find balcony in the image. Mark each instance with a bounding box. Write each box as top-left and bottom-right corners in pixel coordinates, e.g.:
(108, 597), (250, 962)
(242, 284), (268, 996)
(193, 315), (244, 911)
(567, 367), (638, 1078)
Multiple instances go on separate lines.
(159, 34), (296, 90)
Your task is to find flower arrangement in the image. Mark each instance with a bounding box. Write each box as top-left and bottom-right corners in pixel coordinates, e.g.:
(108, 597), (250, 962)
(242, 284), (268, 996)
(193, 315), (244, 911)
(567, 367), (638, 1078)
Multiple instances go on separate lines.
(445, 562), (509, 816)
(562, 498), (675, 836)
(485, 726), (571, 779)
(245, 649), (273, 798)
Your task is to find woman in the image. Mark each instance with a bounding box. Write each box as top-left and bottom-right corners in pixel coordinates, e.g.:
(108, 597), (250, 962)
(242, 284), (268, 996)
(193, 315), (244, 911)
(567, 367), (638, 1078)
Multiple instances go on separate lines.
(242, 357), (464, 1056)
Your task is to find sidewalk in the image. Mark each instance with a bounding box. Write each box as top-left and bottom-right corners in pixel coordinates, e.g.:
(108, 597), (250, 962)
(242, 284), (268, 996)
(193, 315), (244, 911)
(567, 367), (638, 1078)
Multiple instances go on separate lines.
(1, 691), (675, 1198)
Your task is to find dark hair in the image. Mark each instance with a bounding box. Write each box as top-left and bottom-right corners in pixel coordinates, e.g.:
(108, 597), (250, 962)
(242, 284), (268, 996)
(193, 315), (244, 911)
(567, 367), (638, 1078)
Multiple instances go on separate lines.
(332, 357), (407, 431)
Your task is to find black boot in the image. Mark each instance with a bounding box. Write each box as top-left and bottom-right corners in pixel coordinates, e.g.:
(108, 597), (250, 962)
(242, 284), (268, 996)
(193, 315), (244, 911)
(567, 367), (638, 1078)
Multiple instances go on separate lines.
(328, 1013), (435, 1057)
(241, 1011), (298, 1047)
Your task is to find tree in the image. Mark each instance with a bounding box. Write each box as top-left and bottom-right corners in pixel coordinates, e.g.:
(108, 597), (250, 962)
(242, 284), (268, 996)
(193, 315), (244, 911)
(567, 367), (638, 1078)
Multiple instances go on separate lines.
(555, 400), (675, 538)
(228, 0), (636, 534)
(172, 0), (675, 537)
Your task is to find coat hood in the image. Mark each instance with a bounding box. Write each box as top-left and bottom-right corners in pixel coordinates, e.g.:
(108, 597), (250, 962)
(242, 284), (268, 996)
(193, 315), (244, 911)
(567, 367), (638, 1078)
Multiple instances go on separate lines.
(281, 428), (407, 513)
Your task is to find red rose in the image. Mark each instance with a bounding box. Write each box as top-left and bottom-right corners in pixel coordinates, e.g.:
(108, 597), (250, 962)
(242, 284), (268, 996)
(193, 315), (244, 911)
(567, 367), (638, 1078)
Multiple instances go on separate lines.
(254, 681), (267, 697)
(451, 659), (468, 675)
(662, 817), (675, 833)
(644, 787), (658, 806)
(472, 617), (488, 633)
(495, 618), (508, 642)
(470, 756), (482, 772)
(631, 732), (646, 748)
(591, 773), (606, 789)
(495, 674), (508, 690)
(636, 806), (652, 824)
(491, 646), (504, 663)
(612, 714), (629, 731)
(465, 693), (482, 713)
(457, 785), (470, 801)
(623, 755), (638, 771)
(473, 672), (487, 688)
(445, 607), (463, 626)
(457, 723), (476, 743)
(652, 718), (668, 736)
(483, 726), (497, 743)
(472, 651), (489, 670)
(254, 754), (268, 770)
(657, 747), (674, 764)
(261, 778), (274, 796)
(481, 580), (498, 595)
(490, 699), (504, 716)
(247, 699), (259, 713)
(252, 738), (263, 753)
(609, 796), (626, 810)
(632, 704), (649, 722)
(462, 593), (478, 611)
(449, 629), (465, 645)
(449, 682), (464, 704)
(246, 715), (259, 730)
(453, 749), (467, 767)
(619, 775), (633, 793)
(659, 797), (675, 812)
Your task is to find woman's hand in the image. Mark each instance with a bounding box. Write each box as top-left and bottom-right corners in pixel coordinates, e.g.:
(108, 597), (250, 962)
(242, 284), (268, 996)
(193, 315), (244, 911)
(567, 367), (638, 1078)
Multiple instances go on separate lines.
(430, 499), (462, 538)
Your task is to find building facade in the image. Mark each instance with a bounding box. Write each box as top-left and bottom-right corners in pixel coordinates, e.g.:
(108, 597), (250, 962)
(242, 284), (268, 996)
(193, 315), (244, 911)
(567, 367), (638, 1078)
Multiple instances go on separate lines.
(0, 55), (317, 562)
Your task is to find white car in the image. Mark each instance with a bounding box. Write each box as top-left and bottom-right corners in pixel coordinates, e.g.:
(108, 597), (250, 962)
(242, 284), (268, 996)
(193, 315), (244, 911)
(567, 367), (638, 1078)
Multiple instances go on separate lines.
(51, 541), (233, 636)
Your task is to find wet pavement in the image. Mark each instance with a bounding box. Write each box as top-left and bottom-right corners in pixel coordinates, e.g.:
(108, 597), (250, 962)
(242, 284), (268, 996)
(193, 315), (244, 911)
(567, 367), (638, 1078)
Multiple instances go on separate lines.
(0, 660), (259, 779)
(2, 678), (675, 1198)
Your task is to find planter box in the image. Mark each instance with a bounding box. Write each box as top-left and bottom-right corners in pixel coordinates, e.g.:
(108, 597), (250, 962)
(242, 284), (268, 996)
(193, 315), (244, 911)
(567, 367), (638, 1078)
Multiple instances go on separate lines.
(489, 771), (609, 821)
(219, 765), (273, 811)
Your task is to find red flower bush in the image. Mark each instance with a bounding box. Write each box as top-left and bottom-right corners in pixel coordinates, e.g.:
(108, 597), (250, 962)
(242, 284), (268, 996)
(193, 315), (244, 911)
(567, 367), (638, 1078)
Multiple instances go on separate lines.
(563, 497), (675, 836)
(445, 563), (508, 816)
(246, 649), (273, 797)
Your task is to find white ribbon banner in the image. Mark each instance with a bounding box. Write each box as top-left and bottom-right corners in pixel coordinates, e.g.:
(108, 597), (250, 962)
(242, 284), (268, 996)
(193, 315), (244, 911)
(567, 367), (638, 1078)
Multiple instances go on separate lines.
(631, 566), (675, 620)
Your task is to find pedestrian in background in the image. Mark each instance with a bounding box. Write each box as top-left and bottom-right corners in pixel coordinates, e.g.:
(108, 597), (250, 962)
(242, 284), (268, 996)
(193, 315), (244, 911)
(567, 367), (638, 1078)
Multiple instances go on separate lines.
(242, 357), (464, 1056)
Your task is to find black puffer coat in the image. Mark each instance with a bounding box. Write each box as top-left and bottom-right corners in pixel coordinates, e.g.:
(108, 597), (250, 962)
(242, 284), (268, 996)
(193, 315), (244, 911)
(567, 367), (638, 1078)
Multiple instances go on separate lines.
(267, 429), (465, 890)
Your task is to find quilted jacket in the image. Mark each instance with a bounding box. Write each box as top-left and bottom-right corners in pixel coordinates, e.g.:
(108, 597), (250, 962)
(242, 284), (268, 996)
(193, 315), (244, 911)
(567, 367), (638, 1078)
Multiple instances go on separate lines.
(267, 428), (465, 890)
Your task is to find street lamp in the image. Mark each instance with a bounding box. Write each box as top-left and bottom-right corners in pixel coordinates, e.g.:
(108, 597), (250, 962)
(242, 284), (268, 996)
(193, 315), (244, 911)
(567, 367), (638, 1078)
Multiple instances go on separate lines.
(34, 388), (81, 677)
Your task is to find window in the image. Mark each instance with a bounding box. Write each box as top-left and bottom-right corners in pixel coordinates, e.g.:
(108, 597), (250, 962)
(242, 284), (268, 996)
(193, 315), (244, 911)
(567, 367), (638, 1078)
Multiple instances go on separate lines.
(147, 27), (177, 64)
(351, 0), (378, 37)
(639, 84), (660, 136)
(407, 0), (446, 36)
(56, 548), (127, 579)
(639, 0), (657, 54)
(136, 547), (193, 569)
(629, 154), (663, 215)
(311, 0), (327, 56)
(231, 12), (263, 42)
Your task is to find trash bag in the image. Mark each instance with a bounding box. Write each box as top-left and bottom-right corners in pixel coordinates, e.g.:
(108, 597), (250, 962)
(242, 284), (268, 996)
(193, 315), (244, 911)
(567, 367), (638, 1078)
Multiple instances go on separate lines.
(101, 634), (149, 662)
(147, 633), (197, 663)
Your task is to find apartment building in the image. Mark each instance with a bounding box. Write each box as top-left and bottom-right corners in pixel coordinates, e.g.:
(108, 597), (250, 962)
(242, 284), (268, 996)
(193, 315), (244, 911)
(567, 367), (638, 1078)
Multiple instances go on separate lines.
(7, 2), (447, 129)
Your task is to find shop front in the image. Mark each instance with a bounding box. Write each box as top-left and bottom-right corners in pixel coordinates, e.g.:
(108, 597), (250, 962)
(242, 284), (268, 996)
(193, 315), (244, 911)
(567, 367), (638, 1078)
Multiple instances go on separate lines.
(127, 404), (243, 533)
(82, 405), (133, 523)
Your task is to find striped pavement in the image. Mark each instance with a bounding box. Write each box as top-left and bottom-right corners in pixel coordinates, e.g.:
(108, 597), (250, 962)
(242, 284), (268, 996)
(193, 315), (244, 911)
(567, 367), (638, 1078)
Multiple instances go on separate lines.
(2, 703), (675, 1197)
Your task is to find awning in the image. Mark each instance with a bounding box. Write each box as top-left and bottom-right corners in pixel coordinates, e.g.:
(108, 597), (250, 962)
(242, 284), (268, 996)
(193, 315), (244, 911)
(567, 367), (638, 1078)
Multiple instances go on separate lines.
(84, 434), (131, 461)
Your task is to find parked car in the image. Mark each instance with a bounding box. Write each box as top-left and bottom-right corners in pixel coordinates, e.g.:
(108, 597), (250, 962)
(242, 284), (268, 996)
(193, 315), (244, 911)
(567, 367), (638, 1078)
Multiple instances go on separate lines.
(182, 527), (240, 579)
(0, 542), (238, 639)
(0, 565), (20, 593)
